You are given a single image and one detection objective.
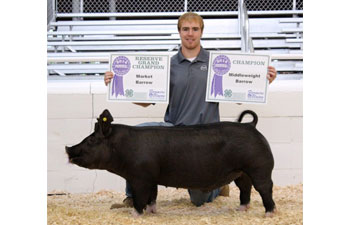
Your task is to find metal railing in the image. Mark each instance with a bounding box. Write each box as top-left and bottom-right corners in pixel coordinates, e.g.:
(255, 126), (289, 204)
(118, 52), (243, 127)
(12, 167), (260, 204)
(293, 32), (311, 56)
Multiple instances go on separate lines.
(47, 0), (55, 30)
(53, 0), (302, 15)
(238, 0), (254, 53)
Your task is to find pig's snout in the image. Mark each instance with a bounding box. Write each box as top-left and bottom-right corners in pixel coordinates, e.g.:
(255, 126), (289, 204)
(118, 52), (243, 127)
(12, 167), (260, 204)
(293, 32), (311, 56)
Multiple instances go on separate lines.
(65, 146), (81, 163)
(65, 146), (73, 162)
(65, 146), (73, 156)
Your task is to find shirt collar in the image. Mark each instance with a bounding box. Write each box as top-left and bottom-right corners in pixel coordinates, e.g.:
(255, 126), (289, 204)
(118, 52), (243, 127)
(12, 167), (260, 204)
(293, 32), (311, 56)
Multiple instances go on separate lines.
(177, 46), (208, 63)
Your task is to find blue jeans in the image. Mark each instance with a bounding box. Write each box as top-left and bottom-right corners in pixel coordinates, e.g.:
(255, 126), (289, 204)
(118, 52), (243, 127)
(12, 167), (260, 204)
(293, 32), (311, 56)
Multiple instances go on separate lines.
(125, 121), (221, 207)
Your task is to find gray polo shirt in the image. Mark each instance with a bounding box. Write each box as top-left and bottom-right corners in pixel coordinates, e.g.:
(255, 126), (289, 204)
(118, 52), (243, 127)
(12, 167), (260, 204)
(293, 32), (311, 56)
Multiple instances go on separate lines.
(164, 47), (220, 126)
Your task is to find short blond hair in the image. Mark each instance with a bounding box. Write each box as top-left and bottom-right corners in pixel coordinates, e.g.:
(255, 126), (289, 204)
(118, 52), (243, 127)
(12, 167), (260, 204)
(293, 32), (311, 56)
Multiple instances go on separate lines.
(177, 12), (204, 32)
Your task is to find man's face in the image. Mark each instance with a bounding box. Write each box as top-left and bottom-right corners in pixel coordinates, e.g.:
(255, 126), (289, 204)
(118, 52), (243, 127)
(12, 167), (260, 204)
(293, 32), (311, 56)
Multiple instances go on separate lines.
(179, 20), (203, 50)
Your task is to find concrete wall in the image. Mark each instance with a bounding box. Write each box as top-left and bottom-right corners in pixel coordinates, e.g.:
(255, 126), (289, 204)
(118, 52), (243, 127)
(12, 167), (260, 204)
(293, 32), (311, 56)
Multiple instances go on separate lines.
(47, 79), (302, 193)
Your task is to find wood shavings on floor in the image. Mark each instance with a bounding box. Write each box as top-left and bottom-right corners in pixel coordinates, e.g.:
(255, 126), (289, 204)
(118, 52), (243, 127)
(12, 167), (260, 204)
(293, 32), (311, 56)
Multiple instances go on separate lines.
(47, 184), (302, 225)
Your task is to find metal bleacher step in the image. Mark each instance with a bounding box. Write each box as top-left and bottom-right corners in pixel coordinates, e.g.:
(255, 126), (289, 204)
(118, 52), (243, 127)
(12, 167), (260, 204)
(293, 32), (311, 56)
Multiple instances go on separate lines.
(47, 16), (303, 77)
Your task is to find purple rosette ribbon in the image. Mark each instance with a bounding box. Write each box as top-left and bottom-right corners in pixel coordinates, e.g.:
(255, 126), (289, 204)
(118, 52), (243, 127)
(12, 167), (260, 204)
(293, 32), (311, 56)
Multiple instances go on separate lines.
(211, 55), (231, 97)
(111, 56), (131, 97)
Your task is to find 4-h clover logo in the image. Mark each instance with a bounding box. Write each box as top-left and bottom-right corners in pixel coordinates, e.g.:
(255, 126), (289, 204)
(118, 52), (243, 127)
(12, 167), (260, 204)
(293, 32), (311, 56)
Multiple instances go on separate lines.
(224, 89), (232, 98)
(125, 89), (134, 97)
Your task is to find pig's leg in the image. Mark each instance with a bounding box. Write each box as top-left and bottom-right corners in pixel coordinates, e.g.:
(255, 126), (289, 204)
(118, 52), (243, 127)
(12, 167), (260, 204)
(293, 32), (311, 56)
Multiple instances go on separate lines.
(146, 185), (157, 213)
(233, 172), (252, 211)
(249, 171), (276, 214)
(130, 183), (153, 215)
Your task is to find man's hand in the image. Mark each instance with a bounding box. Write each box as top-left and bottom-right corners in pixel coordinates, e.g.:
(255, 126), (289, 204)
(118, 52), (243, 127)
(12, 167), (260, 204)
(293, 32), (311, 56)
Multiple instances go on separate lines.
(267, 66), (277, 84)
(104, 71), (113, 86)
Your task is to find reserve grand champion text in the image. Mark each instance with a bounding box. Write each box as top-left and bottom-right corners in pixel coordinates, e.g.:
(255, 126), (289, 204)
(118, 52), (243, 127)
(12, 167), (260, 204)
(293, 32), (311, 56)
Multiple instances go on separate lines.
(132, 56), (165, 70)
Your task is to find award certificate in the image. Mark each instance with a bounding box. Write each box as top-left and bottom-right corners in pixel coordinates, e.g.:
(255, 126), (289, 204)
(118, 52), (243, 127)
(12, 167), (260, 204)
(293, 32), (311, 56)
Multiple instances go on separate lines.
(206, 52), (270, 104)
(107, 52), (171, 103)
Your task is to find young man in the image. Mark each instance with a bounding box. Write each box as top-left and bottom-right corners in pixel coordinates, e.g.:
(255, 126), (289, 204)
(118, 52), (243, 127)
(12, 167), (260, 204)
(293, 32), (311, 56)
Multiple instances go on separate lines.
(104, 12), (277, 208)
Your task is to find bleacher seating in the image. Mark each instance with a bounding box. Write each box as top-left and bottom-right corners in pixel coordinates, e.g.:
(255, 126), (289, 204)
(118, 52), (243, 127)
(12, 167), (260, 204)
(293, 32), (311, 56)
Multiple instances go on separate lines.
(47, 16), (303, 78)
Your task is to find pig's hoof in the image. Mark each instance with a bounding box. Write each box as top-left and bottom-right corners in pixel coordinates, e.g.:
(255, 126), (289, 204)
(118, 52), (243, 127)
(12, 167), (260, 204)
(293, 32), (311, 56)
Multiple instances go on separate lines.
(236, 204), (250, 211)
(146, 203), (157, 214)
(131, 209), (142, 218)
(265, 208), (277, 218)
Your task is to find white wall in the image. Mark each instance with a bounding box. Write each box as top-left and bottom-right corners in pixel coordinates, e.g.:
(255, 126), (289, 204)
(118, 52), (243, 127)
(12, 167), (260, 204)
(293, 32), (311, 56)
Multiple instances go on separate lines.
(47, 79), (302, 193)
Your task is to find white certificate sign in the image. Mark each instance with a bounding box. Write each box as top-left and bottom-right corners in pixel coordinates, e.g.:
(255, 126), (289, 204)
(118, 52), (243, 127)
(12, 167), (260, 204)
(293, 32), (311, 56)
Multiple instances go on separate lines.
(206, 52), (270, 104)
(107, 52), (171, 103)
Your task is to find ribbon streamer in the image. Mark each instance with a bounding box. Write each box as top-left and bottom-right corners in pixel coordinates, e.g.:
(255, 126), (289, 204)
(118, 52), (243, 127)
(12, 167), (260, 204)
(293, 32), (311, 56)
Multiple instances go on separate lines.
(112, 74), (124, 97)
(211, 74), (223, 97)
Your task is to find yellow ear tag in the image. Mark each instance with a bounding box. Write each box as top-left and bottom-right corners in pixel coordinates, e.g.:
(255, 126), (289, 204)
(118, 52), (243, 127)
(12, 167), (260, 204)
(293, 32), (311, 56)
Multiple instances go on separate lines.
(103, 117), (107, 122)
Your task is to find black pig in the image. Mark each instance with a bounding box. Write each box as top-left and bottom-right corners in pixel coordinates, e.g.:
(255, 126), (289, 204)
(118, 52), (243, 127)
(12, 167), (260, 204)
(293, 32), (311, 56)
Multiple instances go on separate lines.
(66, 109), (276, 217)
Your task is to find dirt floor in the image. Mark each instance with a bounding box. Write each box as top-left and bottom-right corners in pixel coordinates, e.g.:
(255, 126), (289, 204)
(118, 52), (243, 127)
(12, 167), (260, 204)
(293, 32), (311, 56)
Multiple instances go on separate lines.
(47, 184), (302, 225)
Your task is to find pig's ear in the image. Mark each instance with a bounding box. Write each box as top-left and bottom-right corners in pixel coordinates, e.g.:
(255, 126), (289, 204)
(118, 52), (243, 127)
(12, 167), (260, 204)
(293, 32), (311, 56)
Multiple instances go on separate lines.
(97, 109), (114, 137)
